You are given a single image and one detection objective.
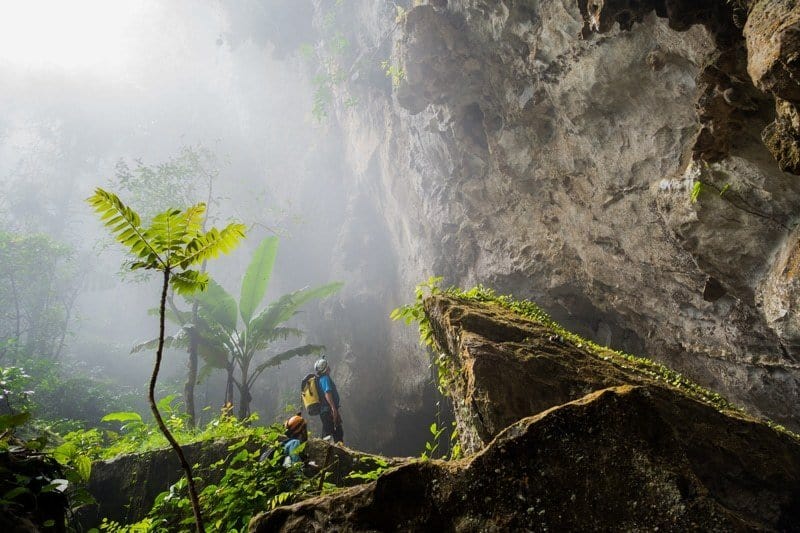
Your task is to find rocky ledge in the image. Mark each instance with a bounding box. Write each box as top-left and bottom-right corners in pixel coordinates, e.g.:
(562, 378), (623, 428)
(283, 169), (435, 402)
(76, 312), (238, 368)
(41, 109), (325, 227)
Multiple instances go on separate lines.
(78, 438), (401, 529)
(250, 294), (800, 531)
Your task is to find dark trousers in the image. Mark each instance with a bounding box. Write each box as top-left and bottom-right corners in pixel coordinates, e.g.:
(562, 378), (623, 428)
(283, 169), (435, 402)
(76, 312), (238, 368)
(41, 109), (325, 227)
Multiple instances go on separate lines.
(320, 410), (344, 443)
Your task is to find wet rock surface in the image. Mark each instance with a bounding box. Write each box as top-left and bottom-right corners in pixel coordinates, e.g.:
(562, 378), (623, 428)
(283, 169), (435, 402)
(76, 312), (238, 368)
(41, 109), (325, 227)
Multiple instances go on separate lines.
(249, 296), (800, 531)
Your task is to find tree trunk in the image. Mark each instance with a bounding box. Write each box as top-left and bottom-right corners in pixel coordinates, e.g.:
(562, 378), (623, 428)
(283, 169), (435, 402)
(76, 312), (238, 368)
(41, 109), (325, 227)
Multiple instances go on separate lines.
(10, 273), (20, 364)
(184, 298), (200, 428)
(151, 268), (205, 533)
(225, 363), (235, 407)
(237, 384), (251, 419)
(238, 362), (251, 419)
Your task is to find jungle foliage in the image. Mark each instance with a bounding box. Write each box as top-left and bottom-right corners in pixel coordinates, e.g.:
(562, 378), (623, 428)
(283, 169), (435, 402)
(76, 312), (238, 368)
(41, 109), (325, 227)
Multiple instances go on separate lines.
(82, 408), (330, 533)
(0, 375), (94, 532)
(88, 187), (246, 533)
(136, 236), (343, 419)
(0, 232), (84, 363)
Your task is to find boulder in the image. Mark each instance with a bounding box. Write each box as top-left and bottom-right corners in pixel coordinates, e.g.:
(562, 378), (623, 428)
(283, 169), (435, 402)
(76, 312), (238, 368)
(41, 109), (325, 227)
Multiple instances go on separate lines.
(250, 385), (800, 531)
(423, 294), (746, 454)
(77, 437), (401, 529)
(249, 294), (800, 531)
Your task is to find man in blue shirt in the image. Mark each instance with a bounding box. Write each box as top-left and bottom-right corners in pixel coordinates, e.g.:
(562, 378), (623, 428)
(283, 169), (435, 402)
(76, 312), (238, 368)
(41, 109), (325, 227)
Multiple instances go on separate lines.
(314, 356), (343, 443)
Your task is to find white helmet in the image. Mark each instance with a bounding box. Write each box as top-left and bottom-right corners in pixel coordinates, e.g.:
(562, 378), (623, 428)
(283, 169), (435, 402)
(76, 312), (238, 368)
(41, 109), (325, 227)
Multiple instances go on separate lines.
(314, 356), (328, 374)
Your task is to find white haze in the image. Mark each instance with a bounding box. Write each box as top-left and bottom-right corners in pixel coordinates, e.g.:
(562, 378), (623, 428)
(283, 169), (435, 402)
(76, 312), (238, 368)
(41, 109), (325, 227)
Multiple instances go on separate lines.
(0, 2), (357, 429)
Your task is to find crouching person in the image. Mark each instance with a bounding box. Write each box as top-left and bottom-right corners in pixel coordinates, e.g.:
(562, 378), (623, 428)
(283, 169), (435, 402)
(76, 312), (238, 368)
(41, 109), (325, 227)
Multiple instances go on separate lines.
(282, 413), (308, 466)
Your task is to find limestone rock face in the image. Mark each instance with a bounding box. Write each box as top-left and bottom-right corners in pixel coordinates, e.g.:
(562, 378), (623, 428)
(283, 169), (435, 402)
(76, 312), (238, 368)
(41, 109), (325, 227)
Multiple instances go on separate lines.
(746, 0), (800, 173)
(249, 294), (800, 531)
(745, 0), (800, 103)
(250, 385), (800, 532)
(295, 0), (800, 448)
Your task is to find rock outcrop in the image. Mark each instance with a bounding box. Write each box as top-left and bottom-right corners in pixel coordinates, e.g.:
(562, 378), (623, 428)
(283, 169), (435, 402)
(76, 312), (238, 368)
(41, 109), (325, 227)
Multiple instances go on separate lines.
(424, 294), (750, 454)
(249, 295), (800, 532)
(77, 438), (400, 529)
(281, 0), (800, 451)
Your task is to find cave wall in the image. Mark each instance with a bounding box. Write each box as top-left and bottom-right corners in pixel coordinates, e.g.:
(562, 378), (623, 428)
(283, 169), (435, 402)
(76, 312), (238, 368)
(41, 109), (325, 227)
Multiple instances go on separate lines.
(293, 0), (800, 451)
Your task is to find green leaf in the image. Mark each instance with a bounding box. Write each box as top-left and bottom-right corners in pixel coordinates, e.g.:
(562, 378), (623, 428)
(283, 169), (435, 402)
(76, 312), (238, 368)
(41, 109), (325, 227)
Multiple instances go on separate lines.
(248, 282), (343, 343)
(157, 394), (178, 412)
(130, 333), (185, 354)
(690, 181), (703, 203)
(0, 412), (30, 431)
(101, 411), (143, 423)
(196, 279), (238, 332)
(249, 344), (324, 385)
(230, 449), (248, 465)
(3, 486), (31, 500)
(86, 188), (163, 268)
(41, 479), (69, 493)
(74, 455), (92, 482)
(178, 223), (247, 269)
(53, 442), (77, 463)
(239, 236), (279, 325)
(170, 269), (209, 296)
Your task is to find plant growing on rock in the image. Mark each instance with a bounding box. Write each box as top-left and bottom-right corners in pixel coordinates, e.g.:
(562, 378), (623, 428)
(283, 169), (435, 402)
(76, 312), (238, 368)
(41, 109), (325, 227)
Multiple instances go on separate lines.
(87, 188), (246, 533)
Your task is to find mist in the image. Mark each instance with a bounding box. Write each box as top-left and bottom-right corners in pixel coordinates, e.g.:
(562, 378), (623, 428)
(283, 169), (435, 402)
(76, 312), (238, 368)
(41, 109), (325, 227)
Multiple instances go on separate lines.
(0, 1), (425, 455)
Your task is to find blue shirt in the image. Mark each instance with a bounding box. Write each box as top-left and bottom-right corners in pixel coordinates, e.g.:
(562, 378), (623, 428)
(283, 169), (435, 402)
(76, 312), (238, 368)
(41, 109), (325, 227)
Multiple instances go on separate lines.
(318, 374), (340, 411)
(283, 438), (303, 464)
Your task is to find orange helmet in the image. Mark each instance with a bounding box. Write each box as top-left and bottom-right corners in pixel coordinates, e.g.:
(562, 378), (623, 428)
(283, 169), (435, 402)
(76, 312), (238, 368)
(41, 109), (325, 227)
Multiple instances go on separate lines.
(285, 413), (306, 435)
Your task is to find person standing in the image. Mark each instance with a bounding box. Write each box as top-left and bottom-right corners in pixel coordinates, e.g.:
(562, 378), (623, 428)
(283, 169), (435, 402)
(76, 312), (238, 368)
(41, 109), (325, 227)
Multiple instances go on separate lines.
(314, 355), (343, 443)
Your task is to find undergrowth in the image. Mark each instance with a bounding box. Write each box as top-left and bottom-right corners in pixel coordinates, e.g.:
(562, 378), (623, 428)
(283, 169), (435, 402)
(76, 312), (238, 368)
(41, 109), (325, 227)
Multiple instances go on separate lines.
(54, 398), (260, 463)
(393, 278), (800, 443)
(98, 437), (319, 532)
(82, 405), (336, 532)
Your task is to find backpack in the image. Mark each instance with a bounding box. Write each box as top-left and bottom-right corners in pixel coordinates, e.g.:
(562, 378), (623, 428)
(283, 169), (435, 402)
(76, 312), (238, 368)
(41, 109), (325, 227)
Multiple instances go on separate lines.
(301, 373), (323, 415)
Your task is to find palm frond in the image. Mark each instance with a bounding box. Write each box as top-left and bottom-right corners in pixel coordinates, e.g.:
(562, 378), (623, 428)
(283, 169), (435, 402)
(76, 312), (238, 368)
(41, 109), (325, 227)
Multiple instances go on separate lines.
(151, 304), (196, 325)
(239, 236), (279, 325)
(197, 339), (230, 369)
(250, 326), (304, 351)
(248, 281), (343, 336)
(287, 282), (344, 312)
(248, 344), (324, 386)
(182, 203), (206, 238)
(130, 332), (186, 354)
(195, 279), (238, 332)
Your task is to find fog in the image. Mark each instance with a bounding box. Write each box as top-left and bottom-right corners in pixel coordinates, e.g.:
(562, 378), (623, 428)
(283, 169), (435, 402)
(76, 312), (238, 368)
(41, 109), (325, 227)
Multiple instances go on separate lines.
(0, 2), (423, 453)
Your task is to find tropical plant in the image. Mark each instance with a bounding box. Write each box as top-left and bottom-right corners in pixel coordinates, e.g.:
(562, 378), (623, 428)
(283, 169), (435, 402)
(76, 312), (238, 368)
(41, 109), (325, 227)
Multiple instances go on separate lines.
(87, 187), (246, 533)
(111, 146), (220, 428)
(202, 237), (341, 418)
(98, 426), (324, 532)
(0, 367), (94, 532)
(148, 236), (342, 419)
